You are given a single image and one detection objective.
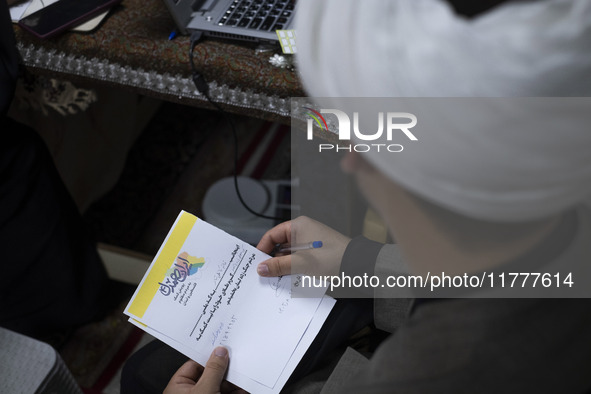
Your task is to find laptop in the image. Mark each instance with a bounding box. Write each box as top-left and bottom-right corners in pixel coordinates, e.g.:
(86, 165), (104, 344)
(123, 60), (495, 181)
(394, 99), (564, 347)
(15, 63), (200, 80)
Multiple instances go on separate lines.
(164, 0), (296, 43)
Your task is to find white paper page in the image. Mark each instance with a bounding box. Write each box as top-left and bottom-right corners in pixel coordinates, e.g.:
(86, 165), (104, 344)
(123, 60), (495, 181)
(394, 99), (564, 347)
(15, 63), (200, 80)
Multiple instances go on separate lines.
(128, 295), (335, 394)
(9, 0), (33, 21)
(125, 211), (334, 391)
(19, 0), (58, 19)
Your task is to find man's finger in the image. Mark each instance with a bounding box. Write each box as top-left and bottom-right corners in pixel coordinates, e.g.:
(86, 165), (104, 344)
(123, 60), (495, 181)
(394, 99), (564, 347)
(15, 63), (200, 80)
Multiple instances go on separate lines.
(194, 347), (229, 393)
(164, 360), (203, 391)
(256, 221), (291, 253)
(257, 255), (291, 277)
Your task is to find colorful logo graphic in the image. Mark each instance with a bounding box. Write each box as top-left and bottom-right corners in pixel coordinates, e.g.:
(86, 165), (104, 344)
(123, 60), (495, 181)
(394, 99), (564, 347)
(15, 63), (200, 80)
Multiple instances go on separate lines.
(159, 252), (205, 296)
(166, 252), (205, 276)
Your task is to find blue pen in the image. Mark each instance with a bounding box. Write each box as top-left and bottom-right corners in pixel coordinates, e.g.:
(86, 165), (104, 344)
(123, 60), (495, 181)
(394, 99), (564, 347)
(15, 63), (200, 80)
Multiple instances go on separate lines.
(278, 241), (323, 253)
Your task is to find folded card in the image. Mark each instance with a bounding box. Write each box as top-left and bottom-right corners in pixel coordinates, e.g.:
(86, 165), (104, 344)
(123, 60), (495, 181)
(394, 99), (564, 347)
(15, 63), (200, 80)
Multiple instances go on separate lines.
(124, 211), (334, 394)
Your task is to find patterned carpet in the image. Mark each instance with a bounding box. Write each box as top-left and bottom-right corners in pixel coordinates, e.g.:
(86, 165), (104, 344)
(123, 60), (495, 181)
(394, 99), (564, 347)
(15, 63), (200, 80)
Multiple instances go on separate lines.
(53, 101), (291, 392)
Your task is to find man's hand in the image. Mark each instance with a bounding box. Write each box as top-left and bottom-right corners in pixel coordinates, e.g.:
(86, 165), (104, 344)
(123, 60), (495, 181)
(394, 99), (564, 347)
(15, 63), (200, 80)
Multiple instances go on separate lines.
(164, 347), (247, 394)
(256, 216), (351, 278)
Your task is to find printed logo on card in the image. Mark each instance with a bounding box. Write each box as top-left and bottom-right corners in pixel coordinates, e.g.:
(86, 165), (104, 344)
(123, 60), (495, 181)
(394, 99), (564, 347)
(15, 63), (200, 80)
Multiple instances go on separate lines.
(158, 252), (205, 297)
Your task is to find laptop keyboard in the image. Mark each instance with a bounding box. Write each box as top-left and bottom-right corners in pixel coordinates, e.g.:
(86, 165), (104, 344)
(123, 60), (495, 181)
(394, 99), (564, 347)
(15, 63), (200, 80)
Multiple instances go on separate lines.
(218, 0), (295, 32)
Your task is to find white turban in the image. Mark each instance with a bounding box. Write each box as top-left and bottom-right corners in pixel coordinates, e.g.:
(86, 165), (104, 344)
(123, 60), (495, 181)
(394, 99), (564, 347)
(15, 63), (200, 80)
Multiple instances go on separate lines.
(295, 0), (591, 222)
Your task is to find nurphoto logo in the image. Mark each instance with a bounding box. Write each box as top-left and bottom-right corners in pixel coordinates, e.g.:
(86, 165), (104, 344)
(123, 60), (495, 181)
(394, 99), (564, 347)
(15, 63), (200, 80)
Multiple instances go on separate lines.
(304, 107), (418, 153)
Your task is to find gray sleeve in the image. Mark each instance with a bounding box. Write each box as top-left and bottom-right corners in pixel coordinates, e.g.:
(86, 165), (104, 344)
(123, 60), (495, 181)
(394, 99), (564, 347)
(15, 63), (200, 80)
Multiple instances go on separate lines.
(319, 347), (369, 394)
(373, 244), (414, 333)
(312, 246), (414, 394)
(340, 239), (413, 332)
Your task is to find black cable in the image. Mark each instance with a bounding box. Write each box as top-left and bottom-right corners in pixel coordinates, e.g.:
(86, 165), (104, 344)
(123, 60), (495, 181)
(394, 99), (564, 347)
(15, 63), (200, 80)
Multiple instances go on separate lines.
(189, 33), (282, 222)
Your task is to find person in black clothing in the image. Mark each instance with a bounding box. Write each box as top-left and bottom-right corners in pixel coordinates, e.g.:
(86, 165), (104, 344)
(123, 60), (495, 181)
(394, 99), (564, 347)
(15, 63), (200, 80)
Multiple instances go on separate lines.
(0, 1), (110, 338)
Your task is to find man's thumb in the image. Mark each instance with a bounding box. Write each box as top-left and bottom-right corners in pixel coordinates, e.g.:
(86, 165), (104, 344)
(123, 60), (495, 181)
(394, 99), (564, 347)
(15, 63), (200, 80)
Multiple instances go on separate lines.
(195, 347), (229, 393)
